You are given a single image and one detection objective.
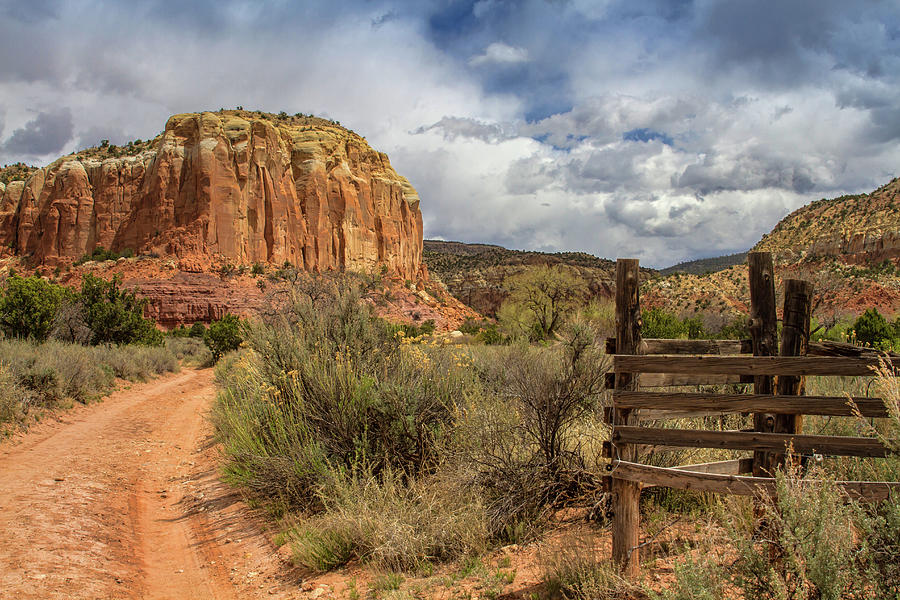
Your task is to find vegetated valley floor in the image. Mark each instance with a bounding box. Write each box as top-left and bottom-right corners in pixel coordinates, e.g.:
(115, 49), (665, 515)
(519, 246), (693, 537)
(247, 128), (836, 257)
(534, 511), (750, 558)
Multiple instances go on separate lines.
(0, 369), (303, 600)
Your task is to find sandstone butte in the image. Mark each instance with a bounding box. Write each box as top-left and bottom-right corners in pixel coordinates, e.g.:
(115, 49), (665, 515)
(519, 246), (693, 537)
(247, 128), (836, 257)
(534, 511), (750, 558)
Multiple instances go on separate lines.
(0, 110), (425, 281)
(0, 111), (469, 328)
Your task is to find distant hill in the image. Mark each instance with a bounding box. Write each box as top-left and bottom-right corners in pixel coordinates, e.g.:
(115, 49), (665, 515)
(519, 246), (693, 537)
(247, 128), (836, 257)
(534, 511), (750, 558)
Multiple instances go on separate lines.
(754, 177), (900, 263)
(643, 176), (900, 323)
(659, 252), (748, 276)
(423, 240), (655, 316)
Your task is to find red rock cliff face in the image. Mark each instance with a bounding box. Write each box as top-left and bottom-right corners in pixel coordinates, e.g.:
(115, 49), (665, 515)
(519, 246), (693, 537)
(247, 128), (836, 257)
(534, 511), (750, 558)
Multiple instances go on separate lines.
(0, 112), (424, 279)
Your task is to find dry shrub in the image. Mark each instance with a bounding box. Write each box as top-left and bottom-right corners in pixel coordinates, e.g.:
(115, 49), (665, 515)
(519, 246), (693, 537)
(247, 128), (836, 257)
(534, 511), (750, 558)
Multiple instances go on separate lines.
(542, 534), (643, 600)
(459, 322), (608, 540)
(93, 344), (178, 380)
(0, 366), (25, 429)
(289, 469), (488, 572)
(0, 339), (179, 428)
(724, 466), (861, 600)
(165, 336), (211, 366)
(213, 276), (480, 513)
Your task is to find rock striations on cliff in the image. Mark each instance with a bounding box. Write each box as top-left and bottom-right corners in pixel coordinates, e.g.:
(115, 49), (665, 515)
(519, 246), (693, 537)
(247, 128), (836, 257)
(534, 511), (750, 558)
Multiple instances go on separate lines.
(0, 111), (424, 280)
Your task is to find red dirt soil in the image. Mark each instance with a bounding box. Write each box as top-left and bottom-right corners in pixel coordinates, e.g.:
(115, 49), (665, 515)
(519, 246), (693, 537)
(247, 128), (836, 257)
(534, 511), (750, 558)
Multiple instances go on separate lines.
(0, 369), (304, 599)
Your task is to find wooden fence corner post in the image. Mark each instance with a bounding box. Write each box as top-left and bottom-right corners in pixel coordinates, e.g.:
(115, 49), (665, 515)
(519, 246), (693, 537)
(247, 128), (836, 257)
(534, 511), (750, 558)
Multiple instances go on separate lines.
(612, 258), (641, 577)
(748, 252), (778, 477)
(775, 278), (813, 468)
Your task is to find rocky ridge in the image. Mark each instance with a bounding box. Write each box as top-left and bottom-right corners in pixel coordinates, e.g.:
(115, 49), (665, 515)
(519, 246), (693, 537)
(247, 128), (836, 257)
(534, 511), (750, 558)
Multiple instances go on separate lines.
(754, 177), (900, 263)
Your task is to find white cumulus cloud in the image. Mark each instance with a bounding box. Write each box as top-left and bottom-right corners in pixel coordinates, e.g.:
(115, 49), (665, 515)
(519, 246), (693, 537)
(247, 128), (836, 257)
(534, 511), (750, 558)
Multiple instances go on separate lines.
(468, 42), (530, 67)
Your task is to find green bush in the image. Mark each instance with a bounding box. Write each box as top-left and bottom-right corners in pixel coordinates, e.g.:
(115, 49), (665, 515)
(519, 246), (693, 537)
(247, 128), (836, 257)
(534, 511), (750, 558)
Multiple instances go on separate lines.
(396, 319), (436, 338)
(717, 314), (750, 340)
(0, 275), (70, 341)
(79, 274), (162, 346)
(169, 324), (190, 337)
(73, 246), (133, 266)
(642, 307), (690, 339)
(459, 318), (503, 345)
(204, 314), (243, 362)
(851, 308), (897, 350)
(189, 322), (207, 338)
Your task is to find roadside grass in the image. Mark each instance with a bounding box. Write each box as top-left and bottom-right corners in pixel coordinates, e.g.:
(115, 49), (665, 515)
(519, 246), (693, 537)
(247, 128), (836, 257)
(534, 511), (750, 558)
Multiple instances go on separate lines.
(0, 339), (181, 433)
(165, 335), (212, 367)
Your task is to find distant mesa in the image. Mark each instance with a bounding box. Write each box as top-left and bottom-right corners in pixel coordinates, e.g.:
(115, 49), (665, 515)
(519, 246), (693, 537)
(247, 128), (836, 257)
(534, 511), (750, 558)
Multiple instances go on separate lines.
(0, 110), (424, 281)
(659, 252), (748, 276)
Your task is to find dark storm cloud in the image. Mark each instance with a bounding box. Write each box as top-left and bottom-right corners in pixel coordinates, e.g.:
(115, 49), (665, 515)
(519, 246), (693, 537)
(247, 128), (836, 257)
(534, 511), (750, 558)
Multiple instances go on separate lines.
(696, 0), (900, 86)
(674, 153), (816, 195)
(2, 109), (74, 156)
(0, 20), (63, 83)
(372, 10), (399, 28)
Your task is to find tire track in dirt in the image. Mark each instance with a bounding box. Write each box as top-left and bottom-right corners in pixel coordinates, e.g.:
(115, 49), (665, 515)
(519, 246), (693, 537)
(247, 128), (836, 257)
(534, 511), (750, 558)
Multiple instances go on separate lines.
(0, 368), (302, 599)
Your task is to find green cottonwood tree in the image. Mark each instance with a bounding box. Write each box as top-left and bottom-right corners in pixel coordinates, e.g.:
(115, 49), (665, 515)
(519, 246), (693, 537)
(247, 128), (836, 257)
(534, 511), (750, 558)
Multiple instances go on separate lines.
(79, 274), (162, 346)
(499, 265), (588, 340)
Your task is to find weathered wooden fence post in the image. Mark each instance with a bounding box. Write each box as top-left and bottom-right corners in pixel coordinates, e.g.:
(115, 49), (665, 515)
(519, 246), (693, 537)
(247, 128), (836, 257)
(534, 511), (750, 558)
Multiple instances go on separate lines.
(748, 252), (778, 476)
(612, 258), (641, 577)
(775, 278), (813, 467)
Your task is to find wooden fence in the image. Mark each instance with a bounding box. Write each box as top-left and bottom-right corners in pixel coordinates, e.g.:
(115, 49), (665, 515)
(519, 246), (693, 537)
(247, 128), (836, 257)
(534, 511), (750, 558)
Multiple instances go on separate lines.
(604, 253), (900, 576)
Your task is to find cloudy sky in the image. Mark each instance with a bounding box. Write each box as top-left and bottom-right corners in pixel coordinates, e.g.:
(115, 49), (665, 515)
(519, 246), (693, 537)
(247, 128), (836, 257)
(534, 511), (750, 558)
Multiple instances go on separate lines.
(2, 0), (899, 267)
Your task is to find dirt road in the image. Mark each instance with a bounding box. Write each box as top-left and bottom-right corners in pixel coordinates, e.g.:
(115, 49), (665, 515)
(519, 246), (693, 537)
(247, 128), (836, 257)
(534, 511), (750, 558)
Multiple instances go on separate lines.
(0, 368), (302, 600)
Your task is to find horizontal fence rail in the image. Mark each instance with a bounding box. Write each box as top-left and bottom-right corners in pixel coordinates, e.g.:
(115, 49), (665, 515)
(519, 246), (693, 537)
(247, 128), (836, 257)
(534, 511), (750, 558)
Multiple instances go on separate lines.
(612, 390), (890, 418)
(606, 338), (896, 359)
(604, 372), (750, 388)
(614, 355), (900, 377)
(610, 460), (900, 502)
(612, 426), (892, 457)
